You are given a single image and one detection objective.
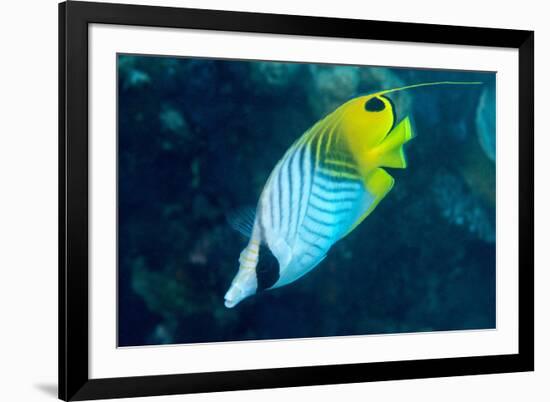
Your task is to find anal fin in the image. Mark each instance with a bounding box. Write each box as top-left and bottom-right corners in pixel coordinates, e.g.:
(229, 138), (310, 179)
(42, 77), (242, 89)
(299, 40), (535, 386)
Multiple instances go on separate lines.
(344, 168), (395, 236)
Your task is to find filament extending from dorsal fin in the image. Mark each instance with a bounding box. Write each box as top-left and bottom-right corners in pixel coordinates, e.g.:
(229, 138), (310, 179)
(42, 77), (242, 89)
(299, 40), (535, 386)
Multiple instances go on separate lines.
(375, 81), (482, 96)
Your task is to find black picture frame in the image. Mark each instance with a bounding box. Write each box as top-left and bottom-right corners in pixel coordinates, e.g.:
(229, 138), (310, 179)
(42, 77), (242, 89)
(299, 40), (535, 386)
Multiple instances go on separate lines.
(59, 1), (534, 400)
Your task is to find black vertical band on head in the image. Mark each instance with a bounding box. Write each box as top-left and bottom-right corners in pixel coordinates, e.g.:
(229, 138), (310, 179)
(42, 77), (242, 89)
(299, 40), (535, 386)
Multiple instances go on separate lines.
(381, 95), (397, 131)
(256, 246), (280, 290)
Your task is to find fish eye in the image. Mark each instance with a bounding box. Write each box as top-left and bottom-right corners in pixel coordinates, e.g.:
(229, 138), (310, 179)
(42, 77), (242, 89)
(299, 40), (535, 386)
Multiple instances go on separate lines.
(364, 97), (386, 112)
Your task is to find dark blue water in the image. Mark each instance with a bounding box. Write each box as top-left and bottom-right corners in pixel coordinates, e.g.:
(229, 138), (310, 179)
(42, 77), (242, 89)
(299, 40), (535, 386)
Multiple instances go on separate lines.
(117, 55), (496, 346)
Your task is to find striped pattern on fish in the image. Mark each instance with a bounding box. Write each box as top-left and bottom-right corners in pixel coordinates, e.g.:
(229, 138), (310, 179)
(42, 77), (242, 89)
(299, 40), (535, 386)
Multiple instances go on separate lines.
(256, 112), (374, 288)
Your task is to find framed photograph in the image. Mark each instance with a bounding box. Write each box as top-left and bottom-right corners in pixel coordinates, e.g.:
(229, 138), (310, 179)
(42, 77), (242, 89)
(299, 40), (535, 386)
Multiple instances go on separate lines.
(59, 1), (534, 400)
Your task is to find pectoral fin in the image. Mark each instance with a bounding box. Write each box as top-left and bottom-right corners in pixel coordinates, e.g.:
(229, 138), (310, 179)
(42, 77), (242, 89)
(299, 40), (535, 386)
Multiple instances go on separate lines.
(227, 206), (256, 237)
(374, 117), (414, 169)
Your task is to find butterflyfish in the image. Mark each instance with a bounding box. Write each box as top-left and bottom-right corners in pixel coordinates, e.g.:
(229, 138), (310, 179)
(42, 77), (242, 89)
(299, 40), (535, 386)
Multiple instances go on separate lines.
(224, 81), (481, 308)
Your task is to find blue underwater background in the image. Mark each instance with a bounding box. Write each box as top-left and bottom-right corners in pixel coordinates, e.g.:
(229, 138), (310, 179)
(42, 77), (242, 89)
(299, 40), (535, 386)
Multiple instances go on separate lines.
(117, 54), (496, 347)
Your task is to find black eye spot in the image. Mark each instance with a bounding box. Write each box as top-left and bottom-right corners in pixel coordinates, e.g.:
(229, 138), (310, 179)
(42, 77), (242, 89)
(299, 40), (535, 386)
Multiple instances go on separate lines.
(256, 246), (280, 291)
(365, 97), (385, 112)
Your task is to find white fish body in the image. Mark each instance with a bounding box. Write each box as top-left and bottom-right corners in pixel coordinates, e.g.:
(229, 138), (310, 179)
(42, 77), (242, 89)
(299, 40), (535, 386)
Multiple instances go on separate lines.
(224, 109), (394, 308)
(256, 132), (373, 288)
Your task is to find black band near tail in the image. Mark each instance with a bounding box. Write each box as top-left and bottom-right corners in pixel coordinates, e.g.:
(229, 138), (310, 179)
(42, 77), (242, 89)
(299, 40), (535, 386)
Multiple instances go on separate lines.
(256, 246), (280, 290)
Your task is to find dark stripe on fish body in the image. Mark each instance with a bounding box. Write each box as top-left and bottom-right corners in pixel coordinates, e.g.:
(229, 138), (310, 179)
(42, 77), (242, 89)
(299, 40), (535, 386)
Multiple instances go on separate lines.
(300, 236), (326, 253)
(317, 129), (326, 163)
(309, 129), (323, 166)
(305, 213), (334, 228)
(293, 144), (305, 239)
(311, 189), (358, 205)
(309, 201), (353, 216)
(321, 160), (359, 175)
(312, 177), (359, 194)
(307, 213), (348, 228)
(326, 126), (338, 153)
(316, 168), (361, 183)
(286, 150), (295, 239)
(303, 250), (323, 260)
(303, 222), (331, 241)
(301, 137), (316, 220)
(306, 139), (316, 187)
(256, 245), (280, 291)
(327, 149), (353, 163)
